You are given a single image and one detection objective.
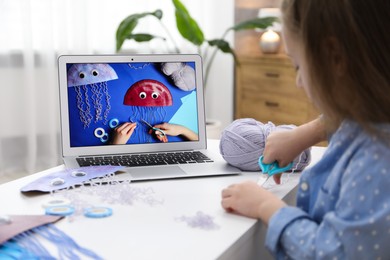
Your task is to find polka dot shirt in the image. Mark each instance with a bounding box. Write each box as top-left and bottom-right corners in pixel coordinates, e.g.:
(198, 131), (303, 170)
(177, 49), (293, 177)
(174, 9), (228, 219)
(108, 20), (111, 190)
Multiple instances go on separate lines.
(265, 120), (390, 259)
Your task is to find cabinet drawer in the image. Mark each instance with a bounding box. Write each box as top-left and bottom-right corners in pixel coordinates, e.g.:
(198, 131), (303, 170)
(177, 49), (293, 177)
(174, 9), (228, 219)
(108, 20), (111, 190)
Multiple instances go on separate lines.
(234, 55), (320, 126)
(241, 81), (309, 104)
(242, 62), (294, 82)
(239, 63), (303, 97)
(239, 89), (309, 125)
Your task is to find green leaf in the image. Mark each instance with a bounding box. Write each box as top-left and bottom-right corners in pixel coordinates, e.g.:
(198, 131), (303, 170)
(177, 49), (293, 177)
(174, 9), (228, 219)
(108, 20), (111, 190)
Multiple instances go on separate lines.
(229, 17), (278, 31)
(126, 34), (166, 42)
(116, 10), (163, 51)
(208, 39), (238, 64)
(172, 0), (204, 46)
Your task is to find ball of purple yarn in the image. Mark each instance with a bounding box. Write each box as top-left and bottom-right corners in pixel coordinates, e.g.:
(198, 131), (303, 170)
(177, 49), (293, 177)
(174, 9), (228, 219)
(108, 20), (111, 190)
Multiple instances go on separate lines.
(219, 118), (311, 171)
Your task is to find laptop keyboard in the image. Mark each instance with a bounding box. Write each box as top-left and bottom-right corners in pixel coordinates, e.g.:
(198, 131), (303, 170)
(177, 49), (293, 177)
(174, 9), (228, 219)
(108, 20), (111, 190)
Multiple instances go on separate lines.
(76, 151), (214, 167)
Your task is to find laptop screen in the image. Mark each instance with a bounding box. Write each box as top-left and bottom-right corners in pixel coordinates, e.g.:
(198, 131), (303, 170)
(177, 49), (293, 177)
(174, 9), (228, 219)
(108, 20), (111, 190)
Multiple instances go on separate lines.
(58, 55), (207, 157)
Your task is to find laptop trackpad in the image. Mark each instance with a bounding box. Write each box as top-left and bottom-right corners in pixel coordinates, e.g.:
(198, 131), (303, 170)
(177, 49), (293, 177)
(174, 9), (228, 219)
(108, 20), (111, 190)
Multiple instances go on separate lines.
(126, 166), (187, 180)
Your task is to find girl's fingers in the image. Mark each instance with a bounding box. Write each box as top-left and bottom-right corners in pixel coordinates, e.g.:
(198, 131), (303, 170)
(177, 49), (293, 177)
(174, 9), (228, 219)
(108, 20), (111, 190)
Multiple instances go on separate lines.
(221, 197), (232, 210)
(221, 188), (232, 198)
(273, 174), (282, 185)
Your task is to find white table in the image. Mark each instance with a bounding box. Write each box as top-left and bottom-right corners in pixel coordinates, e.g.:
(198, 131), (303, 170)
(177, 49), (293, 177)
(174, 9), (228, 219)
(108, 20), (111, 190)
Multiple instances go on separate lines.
(0, 140), (326, 260)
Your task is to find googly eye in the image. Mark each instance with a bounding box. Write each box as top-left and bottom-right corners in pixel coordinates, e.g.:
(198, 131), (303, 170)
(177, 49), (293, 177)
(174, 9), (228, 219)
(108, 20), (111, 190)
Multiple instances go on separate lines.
(71, 171), (87, 177)
(139, 92), (147, 99)
(79, 72), (85, 79)
(151, 92), (159, 99)
(50, 177), (65, 186)
(92, 69), (99, 76)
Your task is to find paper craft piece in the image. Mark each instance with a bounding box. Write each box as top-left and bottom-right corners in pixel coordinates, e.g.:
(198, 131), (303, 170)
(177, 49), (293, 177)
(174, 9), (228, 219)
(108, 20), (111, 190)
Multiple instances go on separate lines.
(20, 165), (125, 193)
(54, 178), (163, 213)
(176, 211), (220, 230)
(0, 215), (62, 245)
(0, 219), (102, 259)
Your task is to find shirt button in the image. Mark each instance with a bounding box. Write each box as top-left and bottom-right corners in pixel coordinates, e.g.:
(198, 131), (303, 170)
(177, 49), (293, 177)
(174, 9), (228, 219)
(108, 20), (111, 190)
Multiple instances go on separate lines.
(300, 182), (309, 191)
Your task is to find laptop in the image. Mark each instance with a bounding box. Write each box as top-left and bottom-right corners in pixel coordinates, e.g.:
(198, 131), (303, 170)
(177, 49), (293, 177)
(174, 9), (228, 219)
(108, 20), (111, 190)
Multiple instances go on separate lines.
(58, 54), (240, 181)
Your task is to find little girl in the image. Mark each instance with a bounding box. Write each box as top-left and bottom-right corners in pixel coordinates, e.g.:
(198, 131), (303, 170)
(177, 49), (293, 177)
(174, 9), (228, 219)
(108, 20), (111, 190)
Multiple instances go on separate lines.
(221, 0), (390, 259)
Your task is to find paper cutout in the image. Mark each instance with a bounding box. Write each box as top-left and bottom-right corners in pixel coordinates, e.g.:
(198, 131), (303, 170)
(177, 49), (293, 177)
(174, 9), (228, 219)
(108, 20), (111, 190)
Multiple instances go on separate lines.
(0, 215), (62, 245)
(51, 177), (163, 219)
(20, 165), (124, 193)
(1, 222), (103, 259)
(176, 211), (220, 230)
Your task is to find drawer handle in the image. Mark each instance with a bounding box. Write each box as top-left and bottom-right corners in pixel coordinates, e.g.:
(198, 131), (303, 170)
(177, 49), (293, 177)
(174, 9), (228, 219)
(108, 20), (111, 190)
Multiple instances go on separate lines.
(265, 72), (280, 78)
(265, 101), (279, 107)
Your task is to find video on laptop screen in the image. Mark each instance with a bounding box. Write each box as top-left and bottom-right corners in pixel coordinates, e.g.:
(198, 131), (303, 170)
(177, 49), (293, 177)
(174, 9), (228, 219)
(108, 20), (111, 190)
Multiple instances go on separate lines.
(66, 62), (199, 147)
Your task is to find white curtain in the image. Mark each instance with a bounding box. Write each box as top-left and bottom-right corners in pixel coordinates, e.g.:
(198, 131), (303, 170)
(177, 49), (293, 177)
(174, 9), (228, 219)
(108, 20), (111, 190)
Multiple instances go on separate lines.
(0, 0), (234, 179)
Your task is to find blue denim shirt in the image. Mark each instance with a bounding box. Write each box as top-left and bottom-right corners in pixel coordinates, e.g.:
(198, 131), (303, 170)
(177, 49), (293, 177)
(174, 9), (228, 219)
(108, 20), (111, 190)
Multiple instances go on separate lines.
(266, 120), (390, 259)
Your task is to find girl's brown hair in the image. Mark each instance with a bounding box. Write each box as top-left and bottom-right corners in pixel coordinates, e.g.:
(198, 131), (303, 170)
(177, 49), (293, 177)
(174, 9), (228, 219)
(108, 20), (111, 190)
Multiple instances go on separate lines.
(281, 0), (390, 135)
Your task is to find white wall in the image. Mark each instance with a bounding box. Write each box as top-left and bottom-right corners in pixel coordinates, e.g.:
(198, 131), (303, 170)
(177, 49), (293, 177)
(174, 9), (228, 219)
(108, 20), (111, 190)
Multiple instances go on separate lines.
(0, 0), (235, 174)
(0, 0), (234, 134)
(0, 0), (235, 137)
(202, 0), (235, 132)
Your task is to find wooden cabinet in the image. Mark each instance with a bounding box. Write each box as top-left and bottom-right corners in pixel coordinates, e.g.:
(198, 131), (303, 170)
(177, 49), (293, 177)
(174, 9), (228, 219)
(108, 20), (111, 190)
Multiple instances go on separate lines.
(233, 0), (327, 146)
(233, 0), (320, 126)
(234, 55), (320, 126)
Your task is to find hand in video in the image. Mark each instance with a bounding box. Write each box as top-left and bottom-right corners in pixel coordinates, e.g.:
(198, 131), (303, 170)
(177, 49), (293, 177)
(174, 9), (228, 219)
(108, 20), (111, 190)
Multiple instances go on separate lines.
(149, 123), (198, 143)
(111, 122), (137, 144)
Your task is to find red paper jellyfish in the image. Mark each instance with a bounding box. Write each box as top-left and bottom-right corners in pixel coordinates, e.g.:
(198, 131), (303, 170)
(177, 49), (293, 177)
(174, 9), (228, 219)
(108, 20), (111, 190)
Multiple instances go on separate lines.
(123, 79), (173, 142)
(124, 79), (172, 107)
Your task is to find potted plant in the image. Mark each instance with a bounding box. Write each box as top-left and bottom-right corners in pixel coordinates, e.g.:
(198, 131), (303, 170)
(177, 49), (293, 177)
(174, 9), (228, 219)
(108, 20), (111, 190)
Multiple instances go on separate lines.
(115, 0), (278, 89)
(115, 0), (278, 138)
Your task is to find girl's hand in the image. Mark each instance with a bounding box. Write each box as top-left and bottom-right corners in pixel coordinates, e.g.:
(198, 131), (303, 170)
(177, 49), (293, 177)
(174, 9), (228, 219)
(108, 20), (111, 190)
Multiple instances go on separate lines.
(221, 181), (286, 224)
(263, 129), (301, 167)
(263, 117), (326, 167)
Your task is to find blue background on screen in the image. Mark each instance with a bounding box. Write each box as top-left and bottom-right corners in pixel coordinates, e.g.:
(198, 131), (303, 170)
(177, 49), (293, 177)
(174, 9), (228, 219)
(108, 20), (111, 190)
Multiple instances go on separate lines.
(67, 62), (198, 147)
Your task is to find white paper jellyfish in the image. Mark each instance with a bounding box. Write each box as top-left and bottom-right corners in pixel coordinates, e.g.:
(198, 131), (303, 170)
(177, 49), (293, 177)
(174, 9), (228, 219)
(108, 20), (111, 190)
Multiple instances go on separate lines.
(67, 64), (118, 128)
